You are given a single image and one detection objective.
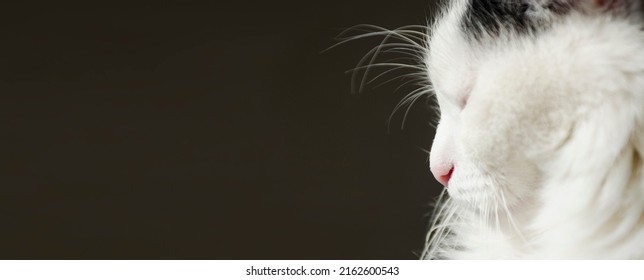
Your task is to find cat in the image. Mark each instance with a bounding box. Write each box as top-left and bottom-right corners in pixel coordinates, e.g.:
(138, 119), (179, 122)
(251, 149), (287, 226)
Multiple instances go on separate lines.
(337, 0), (644, 259)
(421, 0), (644, 259)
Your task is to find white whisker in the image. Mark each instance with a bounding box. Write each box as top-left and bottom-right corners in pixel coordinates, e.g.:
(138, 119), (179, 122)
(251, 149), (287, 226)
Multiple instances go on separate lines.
(499, 190), (528, 244)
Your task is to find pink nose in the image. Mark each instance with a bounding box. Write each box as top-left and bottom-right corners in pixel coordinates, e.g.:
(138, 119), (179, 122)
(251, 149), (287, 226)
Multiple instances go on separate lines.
(431, 165), (454, 187)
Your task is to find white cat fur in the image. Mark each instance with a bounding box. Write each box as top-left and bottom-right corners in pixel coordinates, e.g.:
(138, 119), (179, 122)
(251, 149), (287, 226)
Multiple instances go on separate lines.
(423, 0), (644, 259)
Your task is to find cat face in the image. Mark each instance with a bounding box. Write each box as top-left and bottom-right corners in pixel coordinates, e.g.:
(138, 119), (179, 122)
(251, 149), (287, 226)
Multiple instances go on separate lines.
(425, 0), (635, 211)
(428, 38), (563, 211)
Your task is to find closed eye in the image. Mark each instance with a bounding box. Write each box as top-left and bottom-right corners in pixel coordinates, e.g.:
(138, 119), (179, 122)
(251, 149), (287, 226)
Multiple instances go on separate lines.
(459, 95), (468, 109)
(459, 83), (472, 110)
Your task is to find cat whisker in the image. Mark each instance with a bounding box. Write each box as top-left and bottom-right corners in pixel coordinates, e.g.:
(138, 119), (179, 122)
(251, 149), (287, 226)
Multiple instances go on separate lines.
(364, 66), (410, 86)
(428, 119), (438, 130)
(345, 63), (426, 74)
(433, 203), (460, 259)
(479, 199), (488, 239)
(424, 191), (459, 259)
(326, 24), (435, 137)
(387, 87), (431, 132)
(426, 190), (449, 242)
(382, 47), (426, 59)
(346, 63), (425, 94)
(334, 24), (429, 46)
(352, 42), (424, 66)
(322, 27), (424, 54)
(356, 59), (424, 94)
(415, 145), (432, 156)
(498, 189), (529, 245)
(493, 193), (502, 232)
(428, 103), (441, 129)
(326, 24), (428, 94)
(366, 56), (422, 85)
(400, 91), (426, 130)
(351, 43), (422, 94)
(393, 75), (430, 91)
(374, 73), (424, 91)
(354, 33), (422, 94)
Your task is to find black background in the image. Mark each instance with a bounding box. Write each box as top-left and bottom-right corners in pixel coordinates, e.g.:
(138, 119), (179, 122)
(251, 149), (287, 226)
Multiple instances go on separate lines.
(1, 1), (443, 259)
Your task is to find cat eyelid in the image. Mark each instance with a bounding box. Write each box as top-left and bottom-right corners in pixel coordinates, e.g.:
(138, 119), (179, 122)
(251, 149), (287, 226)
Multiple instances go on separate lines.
(459, 94), (468, 109)
(434, 83), (470, 110)
(457, 84), (472, 110)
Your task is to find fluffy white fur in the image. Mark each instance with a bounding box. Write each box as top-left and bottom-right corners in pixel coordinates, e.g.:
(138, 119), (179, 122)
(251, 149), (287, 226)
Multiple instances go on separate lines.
(422, 0), (644, 259)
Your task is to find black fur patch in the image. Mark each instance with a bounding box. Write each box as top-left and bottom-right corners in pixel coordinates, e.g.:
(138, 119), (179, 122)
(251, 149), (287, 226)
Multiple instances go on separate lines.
(545, 0), (573, 15)
(462, 0), (536, 39)
(461, 0), (574, 40)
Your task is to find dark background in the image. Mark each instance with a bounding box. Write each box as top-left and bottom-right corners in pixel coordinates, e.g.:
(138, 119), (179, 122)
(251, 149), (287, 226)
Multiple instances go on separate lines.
(0, 1), (443, 259)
